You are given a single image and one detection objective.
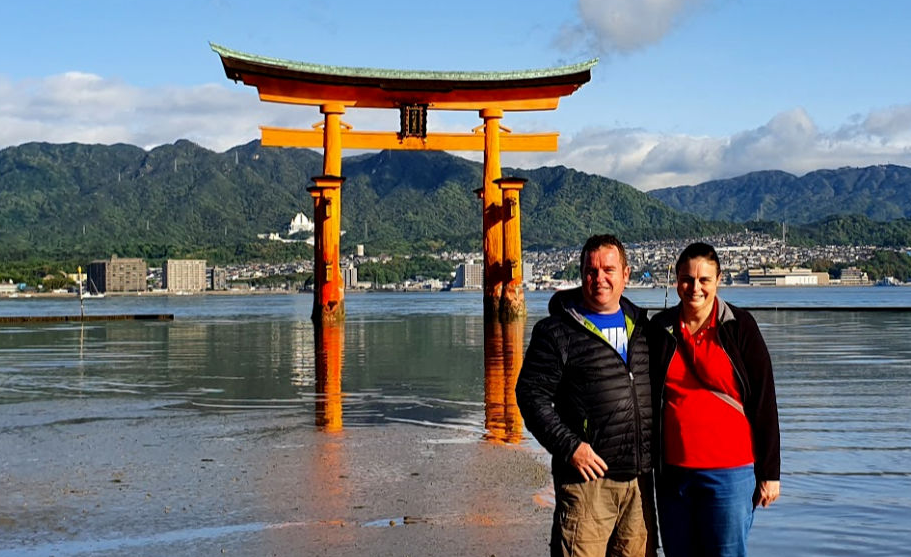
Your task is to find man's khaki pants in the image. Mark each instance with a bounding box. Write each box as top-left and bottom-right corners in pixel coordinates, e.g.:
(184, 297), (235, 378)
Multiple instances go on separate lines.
(552, 474), (658, 557)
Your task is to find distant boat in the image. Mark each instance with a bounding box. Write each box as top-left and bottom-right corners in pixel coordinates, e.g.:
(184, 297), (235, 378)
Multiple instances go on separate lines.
(875, 276), (901, 287)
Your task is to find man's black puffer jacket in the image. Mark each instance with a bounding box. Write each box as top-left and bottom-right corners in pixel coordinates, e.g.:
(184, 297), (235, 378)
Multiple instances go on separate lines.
(515, 287), (652, 484)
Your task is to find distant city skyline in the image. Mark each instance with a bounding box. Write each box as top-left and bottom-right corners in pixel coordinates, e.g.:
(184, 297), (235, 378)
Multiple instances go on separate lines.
(3, 0), (911, 190)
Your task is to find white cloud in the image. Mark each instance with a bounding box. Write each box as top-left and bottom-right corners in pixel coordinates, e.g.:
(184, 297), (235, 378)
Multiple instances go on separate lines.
(537, 105), (911, 190)
(561, 0), (711, 55)
(501, 105), (911, 190)
(505, 127), (716, 190)
(3, 72), (911, 193)
(720, 108), (819, 175)
(859, 105), (911, 143)
(0, 72), (397, 153)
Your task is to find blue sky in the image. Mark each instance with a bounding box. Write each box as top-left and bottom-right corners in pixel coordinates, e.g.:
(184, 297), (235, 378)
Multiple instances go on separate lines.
(2, 0), (911, 190)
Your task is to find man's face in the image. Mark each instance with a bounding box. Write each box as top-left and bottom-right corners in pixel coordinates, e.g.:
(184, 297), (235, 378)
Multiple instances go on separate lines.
(581, 245), (630, 313)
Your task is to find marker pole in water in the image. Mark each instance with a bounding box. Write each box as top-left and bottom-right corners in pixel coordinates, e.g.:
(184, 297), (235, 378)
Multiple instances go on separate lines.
(78, 266), (85, 319)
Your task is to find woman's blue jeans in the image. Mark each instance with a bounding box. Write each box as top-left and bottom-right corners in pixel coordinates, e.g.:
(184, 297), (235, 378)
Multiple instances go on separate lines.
(656, 464), (755, 557)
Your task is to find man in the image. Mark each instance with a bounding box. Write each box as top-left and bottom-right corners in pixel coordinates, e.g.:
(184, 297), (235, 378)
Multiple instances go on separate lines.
(516, 234), (656, 557)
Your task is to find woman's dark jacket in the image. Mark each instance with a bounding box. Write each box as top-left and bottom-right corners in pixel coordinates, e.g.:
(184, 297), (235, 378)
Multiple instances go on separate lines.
(649, 298), (781, 482)
(515, 288), (652, 483)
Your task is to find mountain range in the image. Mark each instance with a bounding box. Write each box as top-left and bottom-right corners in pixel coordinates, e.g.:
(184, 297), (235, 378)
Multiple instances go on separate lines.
(648, 165), (911, 224)
(2, 140), (910, 265)
(0, 140), (729, 262)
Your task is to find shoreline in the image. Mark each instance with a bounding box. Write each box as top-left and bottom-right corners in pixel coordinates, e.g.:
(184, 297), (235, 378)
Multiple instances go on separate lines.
(1, 281), (905, 301)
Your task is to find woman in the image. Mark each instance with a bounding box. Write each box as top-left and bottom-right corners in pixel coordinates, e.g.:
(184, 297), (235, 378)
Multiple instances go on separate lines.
(650, 242), (780, 557)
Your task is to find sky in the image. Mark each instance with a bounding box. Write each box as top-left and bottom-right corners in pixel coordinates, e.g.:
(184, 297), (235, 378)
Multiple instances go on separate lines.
(2, 0), (911, 191)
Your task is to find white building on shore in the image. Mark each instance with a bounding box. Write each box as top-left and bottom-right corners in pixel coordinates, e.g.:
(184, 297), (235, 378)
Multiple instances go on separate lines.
(747, 267), (829, 286)
(163, 259), (207, 292)
(452, 261), (483, 289)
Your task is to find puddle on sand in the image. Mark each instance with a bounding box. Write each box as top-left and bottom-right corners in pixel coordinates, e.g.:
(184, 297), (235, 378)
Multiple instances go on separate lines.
(1, 517), (428, 557)
(362, 516), (431, 528)
(0, 522), (266, 557)
(534, 483), (555, 508)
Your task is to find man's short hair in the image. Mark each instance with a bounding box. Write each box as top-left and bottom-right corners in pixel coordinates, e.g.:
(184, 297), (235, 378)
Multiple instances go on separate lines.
(580, 234), (628, 271)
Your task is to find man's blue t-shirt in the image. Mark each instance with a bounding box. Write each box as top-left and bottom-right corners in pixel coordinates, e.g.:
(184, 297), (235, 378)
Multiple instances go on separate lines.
(581, 308), (628, 363)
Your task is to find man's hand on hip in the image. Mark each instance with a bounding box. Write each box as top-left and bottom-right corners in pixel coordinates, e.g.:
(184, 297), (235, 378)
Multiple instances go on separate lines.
(570, 442), (608, 481)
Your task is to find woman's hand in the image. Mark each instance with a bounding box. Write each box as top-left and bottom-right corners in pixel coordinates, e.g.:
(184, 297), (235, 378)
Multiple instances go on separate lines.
(755, 480), (780, 507)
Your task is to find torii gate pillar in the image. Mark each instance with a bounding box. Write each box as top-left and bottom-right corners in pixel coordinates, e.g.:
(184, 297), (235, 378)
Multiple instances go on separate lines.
(496, 177), (528, 321)
(308, 175), (345, 324)
(321, 103), (345, 176)
(481, 109), (504, 321)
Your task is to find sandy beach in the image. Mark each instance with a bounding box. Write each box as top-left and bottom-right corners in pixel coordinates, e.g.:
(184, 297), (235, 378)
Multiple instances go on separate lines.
(1, 399), (553, 557)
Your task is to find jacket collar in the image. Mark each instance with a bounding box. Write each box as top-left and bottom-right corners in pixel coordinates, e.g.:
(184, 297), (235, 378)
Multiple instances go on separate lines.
(548, 286), (641, 339)
(716, 297), (736, 324)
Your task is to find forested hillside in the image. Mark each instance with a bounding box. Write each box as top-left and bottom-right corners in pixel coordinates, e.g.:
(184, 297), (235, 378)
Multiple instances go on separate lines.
(0, 140), (733, 263)
(649, 165), (911, 224)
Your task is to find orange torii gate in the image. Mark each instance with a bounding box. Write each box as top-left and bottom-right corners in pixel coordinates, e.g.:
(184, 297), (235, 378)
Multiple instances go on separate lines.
(211, 43), (596, 323)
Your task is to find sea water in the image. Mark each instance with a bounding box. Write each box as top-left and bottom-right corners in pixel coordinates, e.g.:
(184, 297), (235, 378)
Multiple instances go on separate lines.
(1, 287), (910, 555)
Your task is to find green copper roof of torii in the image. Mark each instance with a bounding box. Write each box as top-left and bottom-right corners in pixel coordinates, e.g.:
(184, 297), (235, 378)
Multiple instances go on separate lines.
(210, 42), (598, 82)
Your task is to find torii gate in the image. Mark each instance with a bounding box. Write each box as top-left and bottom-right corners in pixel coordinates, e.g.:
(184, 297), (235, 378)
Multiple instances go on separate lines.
(212, 43), (596, 324)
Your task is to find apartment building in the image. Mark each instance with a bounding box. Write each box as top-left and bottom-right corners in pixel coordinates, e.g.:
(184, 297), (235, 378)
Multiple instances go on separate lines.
(163, 259), (207, 292)
(453, 261), (483, 289)
(86, 255), (147, 293)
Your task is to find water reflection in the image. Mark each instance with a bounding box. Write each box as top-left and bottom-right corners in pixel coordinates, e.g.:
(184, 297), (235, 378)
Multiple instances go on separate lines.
(314, 323), (344, 432)
(306, 315), (525, 442)
(483, 319), (525, 444)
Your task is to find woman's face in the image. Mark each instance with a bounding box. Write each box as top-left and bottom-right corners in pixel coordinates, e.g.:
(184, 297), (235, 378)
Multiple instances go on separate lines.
(676, 256), (720, 317)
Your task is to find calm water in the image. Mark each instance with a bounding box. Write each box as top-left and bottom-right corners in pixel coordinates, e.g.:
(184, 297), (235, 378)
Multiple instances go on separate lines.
(2, 287), (911, 555)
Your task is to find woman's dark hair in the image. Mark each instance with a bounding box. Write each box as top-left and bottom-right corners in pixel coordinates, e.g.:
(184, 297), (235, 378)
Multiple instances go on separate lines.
(675, 242), (721, 275)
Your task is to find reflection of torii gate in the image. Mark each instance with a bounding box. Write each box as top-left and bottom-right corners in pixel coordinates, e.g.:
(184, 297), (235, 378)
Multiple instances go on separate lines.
(212, 43), (596, 323)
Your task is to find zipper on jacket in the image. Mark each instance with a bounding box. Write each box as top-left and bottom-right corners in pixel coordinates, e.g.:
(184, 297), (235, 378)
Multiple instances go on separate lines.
(628, 320), (643, 473)
(718, 322), (750, 402)
(657, 327), (677, 477)
(629, 368), (641, 472)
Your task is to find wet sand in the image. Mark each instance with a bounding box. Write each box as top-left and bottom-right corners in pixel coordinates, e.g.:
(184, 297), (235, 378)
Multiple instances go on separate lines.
(1, 400), (553, 556)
